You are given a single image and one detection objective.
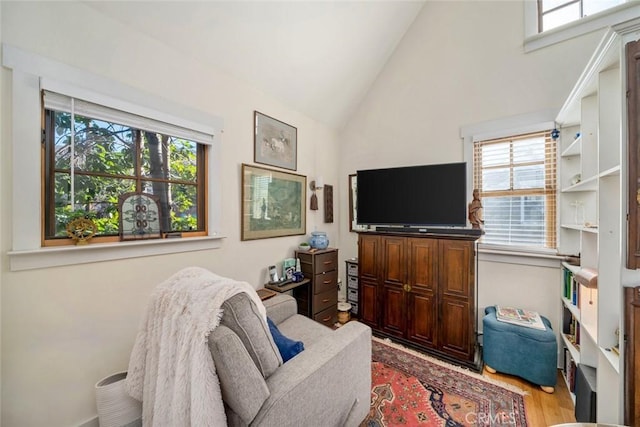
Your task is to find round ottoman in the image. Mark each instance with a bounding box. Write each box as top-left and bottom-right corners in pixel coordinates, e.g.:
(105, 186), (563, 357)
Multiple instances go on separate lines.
(483, 306), (557, 393)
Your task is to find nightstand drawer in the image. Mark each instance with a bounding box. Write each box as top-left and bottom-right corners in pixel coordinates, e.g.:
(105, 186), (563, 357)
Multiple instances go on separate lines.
(313, 288), (337, 313)
(314, 251), (337, 274)
(314, 270), (337, 294)
(314, 305), (337, 326)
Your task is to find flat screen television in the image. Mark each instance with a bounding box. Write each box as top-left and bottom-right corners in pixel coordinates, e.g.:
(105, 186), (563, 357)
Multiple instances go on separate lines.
(357, 162), (467, 228)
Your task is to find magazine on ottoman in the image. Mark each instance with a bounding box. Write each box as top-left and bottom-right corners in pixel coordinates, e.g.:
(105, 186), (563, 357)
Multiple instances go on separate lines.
(495, 305), (546, 330)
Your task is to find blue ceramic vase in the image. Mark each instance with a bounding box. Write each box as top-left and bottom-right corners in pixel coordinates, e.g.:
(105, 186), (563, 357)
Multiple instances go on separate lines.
(309, 231), (329, 249)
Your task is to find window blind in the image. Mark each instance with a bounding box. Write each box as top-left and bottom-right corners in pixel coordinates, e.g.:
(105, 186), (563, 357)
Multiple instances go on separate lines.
(43, 90), (215, 145)
(473, 130), (557, 248)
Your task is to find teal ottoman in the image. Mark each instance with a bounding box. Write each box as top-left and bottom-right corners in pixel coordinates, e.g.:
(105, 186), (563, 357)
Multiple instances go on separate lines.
(483, 306), (557, 393)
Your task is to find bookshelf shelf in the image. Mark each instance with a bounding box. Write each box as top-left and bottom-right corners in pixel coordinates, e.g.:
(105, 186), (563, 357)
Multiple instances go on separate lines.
(563, 333), (581, 363)
(562, 297), (580, 320)
(560, 175), (598, 192)
(599, 346), (620, 374)
(561, 135), (582, 157)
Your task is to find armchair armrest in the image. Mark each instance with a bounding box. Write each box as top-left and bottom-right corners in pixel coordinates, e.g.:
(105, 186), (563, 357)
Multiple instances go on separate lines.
(263, 294), (298, 324)
(252, 321), (372, 427)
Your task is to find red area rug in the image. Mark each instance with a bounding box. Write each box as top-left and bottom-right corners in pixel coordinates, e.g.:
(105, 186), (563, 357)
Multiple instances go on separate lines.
(361, 338), (528, 427)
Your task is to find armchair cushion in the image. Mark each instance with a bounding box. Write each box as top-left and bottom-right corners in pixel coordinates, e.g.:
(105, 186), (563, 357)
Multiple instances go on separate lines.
(266, 317), (304, 362)
(220, 293), (282, 378)
(208, 325), (270, 424)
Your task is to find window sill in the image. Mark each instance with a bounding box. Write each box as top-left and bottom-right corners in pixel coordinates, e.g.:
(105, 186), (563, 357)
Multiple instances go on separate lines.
(8, 235), (226, 271)
(477, 243), (563, 268)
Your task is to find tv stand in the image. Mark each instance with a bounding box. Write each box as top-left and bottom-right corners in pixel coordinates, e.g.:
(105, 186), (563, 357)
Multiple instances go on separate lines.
(374, 226), (482, 236)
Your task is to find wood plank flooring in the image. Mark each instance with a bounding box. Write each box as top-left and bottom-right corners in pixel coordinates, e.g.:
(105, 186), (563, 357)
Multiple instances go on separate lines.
(483, 368), (577, 426)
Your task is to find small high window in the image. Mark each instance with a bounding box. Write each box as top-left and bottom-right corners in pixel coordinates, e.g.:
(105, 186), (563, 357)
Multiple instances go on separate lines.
(538, 0), (626, 33)
(42, 91), (208, 245)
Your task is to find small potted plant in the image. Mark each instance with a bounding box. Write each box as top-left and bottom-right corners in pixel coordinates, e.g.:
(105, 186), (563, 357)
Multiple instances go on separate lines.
(298, 242), (310, 251)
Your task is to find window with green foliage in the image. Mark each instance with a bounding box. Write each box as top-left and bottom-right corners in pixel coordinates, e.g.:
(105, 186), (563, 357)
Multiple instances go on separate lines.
(42, 91), (207, 243)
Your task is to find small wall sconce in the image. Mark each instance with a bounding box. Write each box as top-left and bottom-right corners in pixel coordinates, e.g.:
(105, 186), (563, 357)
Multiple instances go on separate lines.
(310, 176), (324, 210)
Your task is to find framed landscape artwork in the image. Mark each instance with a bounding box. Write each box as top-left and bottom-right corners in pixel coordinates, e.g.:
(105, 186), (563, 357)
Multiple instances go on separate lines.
(241, 163), (306, 240)
(254, 111), (297, 171)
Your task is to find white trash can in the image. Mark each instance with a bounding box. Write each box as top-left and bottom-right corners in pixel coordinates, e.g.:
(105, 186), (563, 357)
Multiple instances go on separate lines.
(95, 371), (142, 427)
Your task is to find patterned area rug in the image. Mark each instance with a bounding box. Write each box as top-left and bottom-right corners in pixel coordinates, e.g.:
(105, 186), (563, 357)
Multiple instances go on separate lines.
(361, 338), (528, 427)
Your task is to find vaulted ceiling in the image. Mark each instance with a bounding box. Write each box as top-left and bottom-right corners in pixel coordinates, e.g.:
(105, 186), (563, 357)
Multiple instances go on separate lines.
(83, 1), (425, 129)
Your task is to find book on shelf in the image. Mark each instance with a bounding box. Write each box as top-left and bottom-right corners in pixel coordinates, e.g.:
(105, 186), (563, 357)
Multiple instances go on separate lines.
(563, 347), (577, 393)
(563, 267), (580, 307)
(495, 305), (547, 330)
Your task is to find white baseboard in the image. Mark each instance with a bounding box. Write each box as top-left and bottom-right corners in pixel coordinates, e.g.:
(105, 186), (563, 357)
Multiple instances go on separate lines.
(76, 416), (99, 427)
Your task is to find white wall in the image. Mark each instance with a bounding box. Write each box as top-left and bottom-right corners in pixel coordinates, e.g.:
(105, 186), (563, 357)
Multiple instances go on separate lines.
(337, 1), (604, 348)
(0, 2), (339, 426)
(0, 1), (620, 425)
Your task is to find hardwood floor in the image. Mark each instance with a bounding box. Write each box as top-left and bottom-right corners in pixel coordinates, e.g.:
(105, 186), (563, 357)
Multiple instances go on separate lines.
(483, 368), (577, 426)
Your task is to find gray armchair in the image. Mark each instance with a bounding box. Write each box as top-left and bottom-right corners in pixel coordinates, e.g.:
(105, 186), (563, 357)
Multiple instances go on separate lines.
(208, 293), (372, 426)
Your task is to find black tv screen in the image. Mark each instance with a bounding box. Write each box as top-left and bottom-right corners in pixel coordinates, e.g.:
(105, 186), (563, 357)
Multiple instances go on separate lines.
(357, 162), (467, 227)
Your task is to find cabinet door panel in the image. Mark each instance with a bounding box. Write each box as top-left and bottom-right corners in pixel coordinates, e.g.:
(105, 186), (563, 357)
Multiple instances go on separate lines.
(440, 298), (472, 360)
(406, 238), (437, 347)
(439, 240), (473, 298)
(382, 284), (406, 337)
(359, 279), (379, 328)
(438, 239), (475, 361)
(382, 237), (406, 285)
(627, 39), (640, 269)
(407, 291), (437, 348)
(359, 234), (380, 280)
(408, 238), (437, 290)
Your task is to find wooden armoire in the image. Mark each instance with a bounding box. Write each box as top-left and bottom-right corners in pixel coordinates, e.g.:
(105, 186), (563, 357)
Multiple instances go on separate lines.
(358, 231), (480, 370)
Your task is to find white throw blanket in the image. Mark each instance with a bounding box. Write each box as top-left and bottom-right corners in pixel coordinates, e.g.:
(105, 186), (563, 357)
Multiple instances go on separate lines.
(125, 266), (266, 426)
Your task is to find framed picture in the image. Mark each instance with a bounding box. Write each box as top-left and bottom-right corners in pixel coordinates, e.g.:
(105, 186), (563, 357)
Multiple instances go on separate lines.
(119, 192), (162, 240)
(324, 184), (334, 223)
(349, 174), (364, 232)
(254, 111), (297, 171)
(241, 163), (306, 240)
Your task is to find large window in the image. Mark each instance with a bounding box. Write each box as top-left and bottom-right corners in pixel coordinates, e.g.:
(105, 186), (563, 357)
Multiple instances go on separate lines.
(538, 0), (625, 33)
(42, 91), (208, 245)
(473, 130), (556, 249)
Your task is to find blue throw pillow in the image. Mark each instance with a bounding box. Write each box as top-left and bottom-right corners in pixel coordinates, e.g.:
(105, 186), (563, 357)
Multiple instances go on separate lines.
(266, 317), (304, 362)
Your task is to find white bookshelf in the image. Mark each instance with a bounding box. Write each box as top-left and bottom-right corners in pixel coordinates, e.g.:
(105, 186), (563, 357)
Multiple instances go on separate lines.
(556, 28), (625, 424)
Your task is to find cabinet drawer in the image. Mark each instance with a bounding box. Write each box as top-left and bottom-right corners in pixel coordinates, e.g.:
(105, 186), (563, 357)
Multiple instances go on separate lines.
(314, 251), (338, 274)
(347, 275), (358, 289)
(347, 262), (358, 276)
(350, 303), (358, 315)
(314, 288), (337, 313)
(314, 305), (337, 326)
(314, 270), (337, 294)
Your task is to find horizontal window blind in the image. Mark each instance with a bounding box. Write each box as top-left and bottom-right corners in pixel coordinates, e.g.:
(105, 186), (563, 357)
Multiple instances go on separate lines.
(43, 90), (214, 145)
(473, 130), (556, 248)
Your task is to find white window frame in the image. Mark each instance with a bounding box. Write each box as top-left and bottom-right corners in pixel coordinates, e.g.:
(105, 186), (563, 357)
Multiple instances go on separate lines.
(3, 44), (225, 271)
(524, 0), (640, 52)
(461, 109), (562, 266)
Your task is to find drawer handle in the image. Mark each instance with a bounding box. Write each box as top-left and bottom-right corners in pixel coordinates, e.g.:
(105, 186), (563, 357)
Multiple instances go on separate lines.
(322, 298), (330, 303)
(323, 261), (333, 265)
(322, 316), (331, 322)
(323, 280), (331, 284)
